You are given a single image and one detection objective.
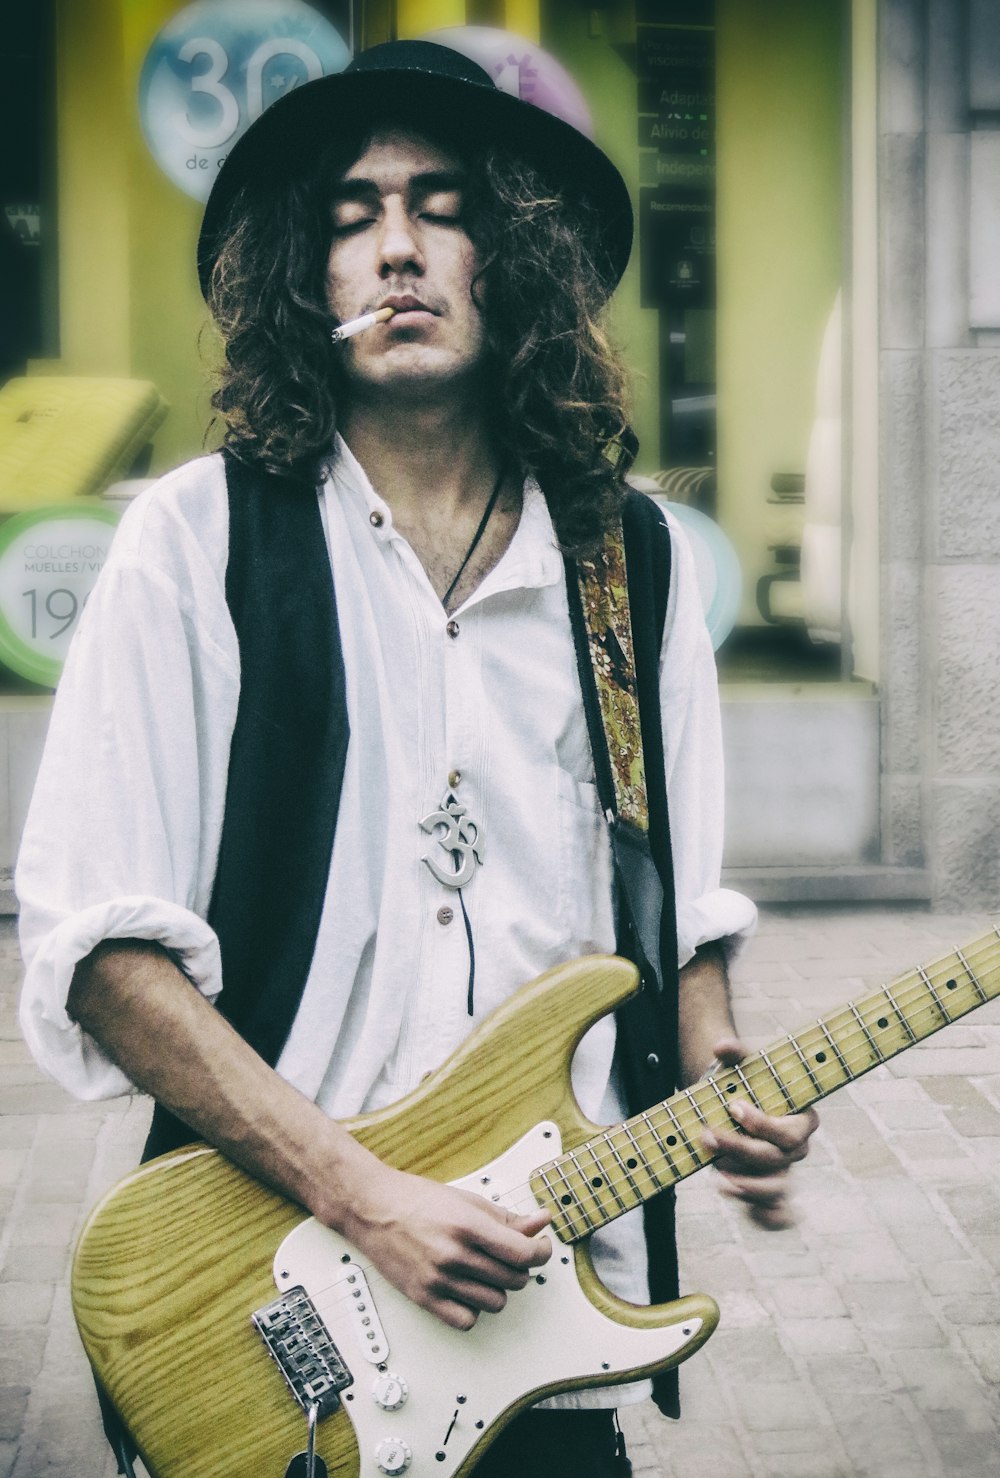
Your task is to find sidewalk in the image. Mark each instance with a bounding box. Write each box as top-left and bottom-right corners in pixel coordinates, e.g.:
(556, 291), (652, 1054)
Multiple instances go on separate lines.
(2, 906), (999, 1477)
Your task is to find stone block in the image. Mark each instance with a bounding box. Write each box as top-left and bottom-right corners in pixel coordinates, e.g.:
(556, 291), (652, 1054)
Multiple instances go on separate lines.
(927, 133), (970, 348)
(935, 564), (1000, 772)
(880, 133), (926, 350)
(780, 1317), (864, 1355)
(0, 1390), (28, 1445)
(881, 351), (924, 561)
(958, 1323), (1000, 1382)
(935, 351), (1000, 556)
(970, 0), (1000, 110)
(928, 0), (970, 132)
(930, 781), (1000, 912)
(722, 694), (879, 867)
(881, 562), (921, 775)
(0, 1284), (54, 1328)
(891, 1347), (997, 1422)
(838, 1397), (934, 1473)
(879, 0), (925, 133)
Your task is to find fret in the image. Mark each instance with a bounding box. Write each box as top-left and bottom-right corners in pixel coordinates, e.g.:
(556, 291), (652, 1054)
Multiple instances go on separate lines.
(604, 1132), (643, 1199)
(683, 1089), (710, 1127)
(585, 1141), (628, 1214)
(568, 1149), (607, 1221)
(848, 1002), (884, 1064)
(759, 1048), (796, 1112)
(819, 1019), (852, 1079)
(881, 983), (916, 1044)
(733, 1062), (765, 1109)
(624, 1120), (665, 1190)
(537, 1169), (575, 1240)
(661, 1103), (699, 1163)
(955, 947), (988, 1004)
(786, 1034), (822, 1094)
(552, 1159), (595, 1233)
(706, 1076), (733, 1115)
(918, 964), (952, 1023)
(641, 1109), (679, 1177)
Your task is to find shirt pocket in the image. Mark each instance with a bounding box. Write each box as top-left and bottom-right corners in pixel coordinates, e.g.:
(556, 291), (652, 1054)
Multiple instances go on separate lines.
(555, 769), (616, 954)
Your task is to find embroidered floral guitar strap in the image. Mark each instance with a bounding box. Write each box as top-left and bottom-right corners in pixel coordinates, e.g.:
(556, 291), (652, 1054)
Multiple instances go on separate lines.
(576, 518), (664, 987)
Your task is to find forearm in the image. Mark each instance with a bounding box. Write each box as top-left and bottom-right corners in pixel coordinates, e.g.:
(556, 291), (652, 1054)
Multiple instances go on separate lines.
(67, 939), (551, 1327)
(67, 939), (372, 1229)
(676, 940), (736, 1086)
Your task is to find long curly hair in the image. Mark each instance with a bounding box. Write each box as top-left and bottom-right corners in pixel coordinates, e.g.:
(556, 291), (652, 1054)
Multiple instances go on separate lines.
(208, 119), (636, 551)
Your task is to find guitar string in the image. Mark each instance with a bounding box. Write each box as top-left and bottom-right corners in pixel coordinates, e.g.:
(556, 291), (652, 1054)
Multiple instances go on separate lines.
(303, 955), (1000, 1331)
(298, 939), (1000, 1319)
(286, 936), (1000, 1325)
(303, 939), (1000, 1320)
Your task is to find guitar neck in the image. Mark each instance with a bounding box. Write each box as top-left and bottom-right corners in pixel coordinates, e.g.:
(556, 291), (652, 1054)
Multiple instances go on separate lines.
(531, 926), (1000, 1243)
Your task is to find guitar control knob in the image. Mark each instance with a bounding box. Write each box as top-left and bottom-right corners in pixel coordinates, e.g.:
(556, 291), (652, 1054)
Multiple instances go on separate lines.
(372, 1373), (408, 1410)
(374, 1437), (411, 1474)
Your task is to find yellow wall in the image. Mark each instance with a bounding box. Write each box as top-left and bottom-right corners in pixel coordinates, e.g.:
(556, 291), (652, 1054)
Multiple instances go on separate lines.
(716, 0), (844, 624)
(541, 1), (659, 466)
(54, 0), (213, 474)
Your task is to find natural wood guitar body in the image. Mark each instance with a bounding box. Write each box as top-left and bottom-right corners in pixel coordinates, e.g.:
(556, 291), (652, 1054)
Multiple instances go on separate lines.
(72, 956), (718, 1478)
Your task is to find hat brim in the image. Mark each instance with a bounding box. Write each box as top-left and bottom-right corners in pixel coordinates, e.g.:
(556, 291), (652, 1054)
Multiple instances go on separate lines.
(197, 67), (633, 300)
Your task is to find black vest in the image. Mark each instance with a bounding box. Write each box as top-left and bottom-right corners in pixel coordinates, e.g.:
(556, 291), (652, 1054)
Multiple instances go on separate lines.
(145, 455), (684, 1416)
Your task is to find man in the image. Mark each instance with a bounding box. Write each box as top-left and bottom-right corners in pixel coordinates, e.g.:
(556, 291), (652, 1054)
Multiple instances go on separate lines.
(17, 41), (816, 1478)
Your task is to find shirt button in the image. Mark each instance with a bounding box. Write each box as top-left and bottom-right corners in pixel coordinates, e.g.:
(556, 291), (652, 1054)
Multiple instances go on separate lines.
(646, 1052), (660, 1070)
(448, 769), (462, 788)
(437, 906), (454, 926)
(369, 510), (384, 528)
(446, 619), (460, 639)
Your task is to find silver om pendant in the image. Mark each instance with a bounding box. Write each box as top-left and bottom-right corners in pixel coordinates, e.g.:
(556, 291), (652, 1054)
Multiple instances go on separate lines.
(419, 793), (485, 889)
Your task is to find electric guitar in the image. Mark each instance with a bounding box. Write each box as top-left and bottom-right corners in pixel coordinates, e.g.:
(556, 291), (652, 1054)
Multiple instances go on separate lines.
(72, 929), (1000, 1478)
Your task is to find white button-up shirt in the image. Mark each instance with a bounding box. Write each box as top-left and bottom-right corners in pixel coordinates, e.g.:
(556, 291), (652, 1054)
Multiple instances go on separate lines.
(17, 438), (755, 1407)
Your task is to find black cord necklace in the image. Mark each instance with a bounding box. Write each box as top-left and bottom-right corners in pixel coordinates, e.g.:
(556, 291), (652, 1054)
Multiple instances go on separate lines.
(441, 466), (506, 610)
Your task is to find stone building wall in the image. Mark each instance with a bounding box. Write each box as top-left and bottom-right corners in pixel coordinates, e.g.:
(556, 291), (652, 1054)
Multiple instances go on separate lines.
(880, 0), (1000, 909)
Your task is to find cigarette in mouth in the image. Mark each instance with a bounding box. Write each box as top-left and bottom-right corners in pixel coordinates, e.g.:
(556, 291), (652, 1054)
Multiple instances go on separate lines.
(330, 306), (397, 343)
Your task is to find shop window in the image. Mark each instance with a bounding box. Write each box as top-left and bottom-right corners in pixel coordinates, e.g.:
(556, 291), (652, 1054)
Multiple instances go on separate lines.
(545, 0), (860, 684)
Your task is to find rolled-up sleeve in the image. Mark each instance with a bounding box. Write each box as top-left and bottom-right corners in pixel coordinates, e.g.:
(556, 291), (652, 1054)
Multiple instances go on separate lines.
(659, 510), (757, 967)
(16, 479), (239, 1099)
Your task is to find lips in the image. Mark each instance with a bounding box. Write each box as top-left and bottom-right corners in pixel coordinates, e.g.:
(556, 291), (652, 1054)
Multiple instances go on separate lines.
(378, 295), (435, 316)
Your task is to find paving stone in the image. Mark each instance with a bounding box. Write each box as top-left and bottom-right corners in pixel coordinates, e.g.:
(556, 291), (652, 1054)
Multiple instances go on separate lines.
(887, 1348), (997, 1422)
(957, 1325), (1000, 1384)
(767, 1278), (849, 1321)
(919, 1259), (983, 1297)
(0, 1247), (69, 1284)
(0, 1388), (28, 1443)
(732, 1378), (824, 1432)
(0, 1284), (54, 1328)
(781, 1318), (866, 1356)
(839, 1282), (947, 1349)
(0, 1329), (46, 1387)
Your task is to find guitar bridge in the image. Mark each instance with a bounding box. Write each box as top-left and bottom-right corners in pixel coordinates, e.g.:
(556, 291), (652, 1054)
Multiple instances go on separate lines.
(252, 1286), (353, 1418)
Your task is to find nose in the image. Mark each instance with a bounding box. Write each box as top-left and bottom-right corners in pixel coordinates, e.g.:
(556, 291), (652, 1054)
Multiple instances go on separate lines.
(377, 196), (424, 278)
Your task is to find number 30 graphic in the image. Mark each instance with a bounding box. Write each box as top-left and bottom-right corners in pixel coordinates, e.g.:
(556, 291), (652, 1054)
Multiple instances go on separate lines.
(139, 0), (350, 201)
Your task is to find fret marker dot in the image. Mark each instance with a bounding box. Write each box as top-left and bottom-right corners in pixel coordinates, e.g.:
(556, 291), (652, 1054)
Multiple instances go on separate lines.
(946, 978), (957, 990)
(667, 1136), (678, 1147)
(727, 1083), (737, 1093)
(560, 1194), (573, 1205)
(591, 1177), (603, 1188)
(626, 1157), (638, 1169)
(877, 1017), (888, 1029)
(816, 1051), (827, 1063)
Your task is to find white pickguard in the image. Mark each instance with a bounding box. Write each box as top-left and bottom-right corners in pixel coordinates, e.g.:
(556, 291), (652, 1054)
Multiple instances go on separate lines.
(270, 1123), (706, 1477)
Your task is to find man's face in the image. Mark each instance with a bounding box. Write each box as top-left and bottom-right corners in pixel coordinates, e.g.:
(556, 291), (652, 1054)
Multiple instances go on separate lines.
(325, 129), (486, 398)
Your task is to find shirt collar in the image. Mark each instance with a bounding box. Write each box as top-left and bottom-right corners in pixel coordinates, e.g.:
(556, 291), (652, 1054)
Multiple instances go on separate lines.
(324, 435), (564, 597)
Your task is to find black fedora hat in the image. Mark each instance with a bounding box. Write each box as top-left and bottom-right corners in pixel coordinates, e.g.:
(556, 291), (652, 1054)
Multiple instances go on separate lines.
(197, 38), (633, 300)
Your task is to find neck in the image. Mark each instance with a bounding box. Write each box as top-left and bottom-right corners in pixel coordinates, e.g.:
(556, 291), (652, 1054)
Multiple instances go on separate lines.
(339, 386), (499, 521)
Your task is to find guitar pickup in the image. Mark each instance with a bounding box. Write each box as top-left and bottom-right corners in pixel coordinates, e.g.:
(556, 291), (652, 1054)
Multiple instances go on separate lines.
(252, 1286), (353, 1418)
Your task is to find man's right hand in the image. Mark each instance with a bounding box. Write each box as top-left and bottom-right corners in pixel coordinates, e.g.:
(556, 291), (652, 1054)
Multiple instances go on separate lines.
(338, 1162), (552, 1329)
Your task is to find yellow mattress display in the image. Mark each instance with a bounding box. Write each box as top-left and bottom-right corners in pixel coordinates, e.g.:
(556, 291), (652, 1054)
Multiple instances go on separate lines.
(0, 377), (168, 509)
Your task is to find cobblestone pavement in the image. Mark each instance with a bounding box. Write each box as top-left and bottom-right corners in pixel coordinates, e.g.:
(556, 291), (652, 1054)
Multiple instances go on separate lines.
(2, 907), (1000, 1477)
